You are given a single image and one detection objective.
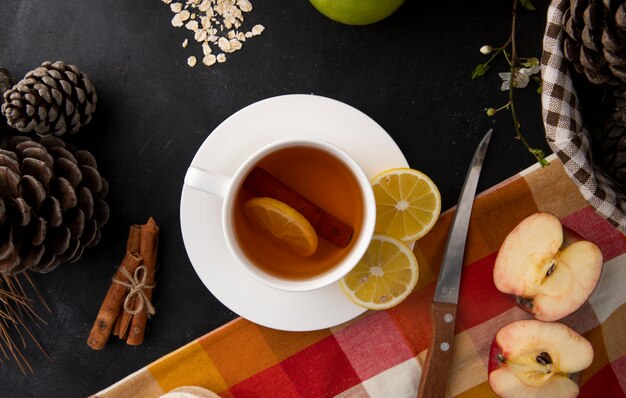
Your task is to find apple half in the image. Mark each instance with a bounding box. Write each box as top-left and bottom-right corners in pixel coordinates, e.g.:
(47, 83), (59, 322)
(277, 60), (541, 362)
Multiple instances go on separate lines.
(488, 319), (593, 398)
(493, 212), (603, 321)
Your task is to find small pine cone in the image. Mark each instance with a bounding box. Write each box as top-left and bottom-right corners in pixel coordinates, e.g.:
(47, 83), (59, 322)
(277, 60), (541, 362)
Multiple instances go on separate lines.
(1, 61), (97, 137)
(562, 0), (626, 85)
(0, 136), (109, 274)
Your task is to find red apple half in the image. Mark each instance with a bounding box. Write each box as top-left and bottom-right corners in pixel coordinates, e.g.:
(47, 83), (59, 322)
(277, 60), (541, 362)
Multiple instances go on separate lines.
(493, 212), (603, 321)
(488, 319), (593, 398)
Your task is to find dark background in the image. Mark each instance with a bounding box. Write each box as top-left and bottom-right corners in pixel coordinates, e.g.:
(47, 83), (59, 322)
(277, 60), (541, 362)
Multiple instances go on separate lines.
(0, 0), (550, 396)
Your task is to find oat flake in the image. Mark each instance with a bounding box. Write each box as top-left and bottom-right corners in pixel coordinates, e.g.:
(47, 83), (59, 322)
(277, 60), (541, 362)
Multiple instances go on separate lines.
(170, 3), (182, 12)
(203, 54), (217, 66)
(251, 24), (264, 36)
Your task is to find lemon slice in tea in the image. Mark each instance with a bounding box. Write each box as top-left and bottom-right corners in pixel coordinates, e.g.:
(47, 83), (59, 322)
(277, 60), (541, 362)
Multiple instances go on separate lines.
(371, 168), (441, 242)
(340, 234), (418, 310)
(244, 197), (318, 256)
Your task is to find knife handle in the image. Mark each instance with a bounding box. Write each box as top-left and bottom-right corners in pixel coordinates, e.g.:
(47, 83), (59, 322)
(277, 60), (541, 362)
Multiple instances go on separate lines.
(418, 302), (458, 398)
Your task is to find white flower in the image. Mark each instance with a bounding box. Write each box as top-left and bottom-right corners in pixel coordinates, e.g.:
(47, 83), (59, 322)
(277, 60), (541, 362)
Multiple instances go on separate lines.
(499, 65), (541, 91)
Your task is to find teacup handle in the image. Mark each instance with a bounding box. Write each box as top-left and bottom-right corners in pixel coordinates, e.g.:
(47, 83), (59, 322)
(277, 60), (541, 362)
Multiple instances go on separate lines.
(184, 166), (231, 198)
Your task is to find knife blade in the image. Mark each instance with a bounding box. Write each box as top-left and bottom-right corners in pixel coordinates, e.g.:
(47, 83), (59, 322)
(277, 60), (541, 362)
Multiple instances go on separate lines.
(417, 129), (493, 398)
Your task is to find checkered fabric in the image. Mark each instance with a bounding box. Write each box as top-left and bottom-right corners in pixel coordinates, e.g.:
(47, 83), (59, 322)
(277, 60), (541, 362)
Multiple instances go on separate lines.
(541, 0), (626, 232)
(93, 155), (626, 398)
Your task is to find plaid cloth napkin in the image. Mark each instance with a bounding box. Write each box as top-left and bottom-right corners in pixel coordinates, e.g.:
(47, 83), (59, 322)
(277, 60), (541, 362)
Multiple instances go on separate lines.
(542, 0), (626, 232)
(94, 155), (626, 397)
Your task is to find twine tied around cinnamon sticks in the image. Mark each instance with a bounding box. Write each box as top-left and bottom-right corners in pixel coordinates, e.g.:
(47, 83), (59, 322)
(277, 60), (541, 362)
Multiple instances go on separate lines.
(112, 265), (156, 317)
(87, 218), (159, 350)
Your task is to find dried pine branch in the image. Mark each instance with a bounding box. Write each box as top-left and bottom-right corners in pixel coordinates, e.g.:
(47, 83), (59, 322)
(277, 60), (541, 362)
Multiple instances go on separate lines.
(0, 273), (49, 374)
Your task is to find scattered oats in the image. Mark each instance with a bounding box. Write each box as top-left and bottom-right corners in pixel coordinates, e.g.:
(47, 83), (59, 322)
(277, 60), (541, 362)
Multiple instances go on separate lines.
(163, 0), (264, 67)
(203, 54), (217, 66)
(185, 20), (199, 31)
(202, 41), (212, 55)
(170, 2), (182, 12)
(251, 24), (264, 36)
(171, 13), (184, 27)
(179, 10), (190, 21)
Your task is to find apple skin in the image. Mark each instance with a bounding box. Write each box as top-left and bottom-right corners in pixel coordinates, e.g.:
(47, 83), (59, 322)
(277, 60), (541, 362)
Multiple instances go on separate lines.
(309, 0), (406, 25)
(488, 320), (593, 398)
(493, 212), (603, 322)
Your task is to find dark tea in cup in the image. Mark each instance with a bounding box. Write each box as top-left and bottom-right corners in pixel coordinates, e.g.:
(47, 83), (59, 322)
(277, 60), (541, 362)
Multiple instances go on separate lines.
(232, 145), (365, 281)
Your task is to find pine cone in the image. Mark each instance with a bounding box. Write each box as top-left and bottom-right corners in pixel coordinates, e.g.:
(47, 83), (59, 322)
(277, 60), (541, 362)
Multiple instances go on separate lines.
(0, 68), (15, 97)
(1, 61), (97, 137)
(0, 136), (109, 274)
(0, 68), (16, 135)
(562, 0), (626, 85)
(596, 86), (626, 185)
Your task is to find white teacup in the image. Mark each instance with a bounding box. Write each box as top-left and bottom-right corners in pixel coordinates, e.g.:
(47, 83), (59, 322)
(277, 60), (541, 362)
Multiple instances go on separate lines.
(183, 138), (376, 292)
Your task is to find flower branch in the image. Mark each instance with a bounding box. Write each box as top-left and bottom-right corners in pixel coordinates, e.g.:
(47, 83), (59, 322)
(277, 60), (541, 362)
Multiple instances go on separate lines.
(472, 0), (549, 167)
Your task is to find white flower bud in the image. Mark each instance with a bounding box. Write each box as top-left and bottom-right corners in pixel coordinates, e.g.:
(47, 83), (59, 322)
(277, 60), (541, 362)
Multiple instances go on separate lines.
(480, 45), (494, 55)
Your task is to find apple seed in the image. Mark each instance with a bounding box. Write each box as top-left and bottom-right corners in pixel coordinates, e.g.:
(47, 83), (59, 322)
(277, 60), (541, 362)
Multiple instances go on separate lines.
(545, 261), (556, 277)
(536, 352), (552, 365)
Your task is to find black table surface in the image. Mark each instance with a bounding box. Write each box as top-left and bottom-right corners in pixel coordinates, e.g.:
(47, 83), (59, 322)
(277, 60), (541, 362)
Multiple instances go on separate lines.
(1, 1), (551, 396)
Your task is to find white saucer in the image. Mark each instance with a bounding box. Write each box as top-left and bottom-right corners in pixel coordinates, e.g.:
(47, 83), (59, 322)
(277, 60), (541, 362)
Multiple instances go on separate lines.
(180, 94), (408, 331)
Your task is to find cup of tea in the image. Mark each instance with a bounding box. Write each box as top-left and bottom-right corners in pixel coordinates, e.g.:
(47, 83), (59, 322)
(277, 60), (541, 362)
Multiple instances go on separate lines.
(183, 138), (376, 292)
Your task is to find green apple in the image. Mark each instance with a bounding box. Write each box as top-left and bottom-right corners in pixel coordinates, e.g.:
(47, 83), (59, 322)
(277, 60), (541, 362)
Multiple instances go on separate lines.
(309, 0), (406, 25)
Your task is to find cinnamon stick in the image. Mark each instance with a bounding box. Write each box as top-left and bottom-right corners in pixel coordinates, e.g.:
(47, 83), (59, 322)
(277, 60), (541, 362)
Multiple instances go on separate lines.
(114, 224), (143, 339)
(126, 224), (142, 252)
(87, 250), (143, 350)
(243, 167), (354, 247)
(126, 217), (159, 346)
(112, 313), (123, 337)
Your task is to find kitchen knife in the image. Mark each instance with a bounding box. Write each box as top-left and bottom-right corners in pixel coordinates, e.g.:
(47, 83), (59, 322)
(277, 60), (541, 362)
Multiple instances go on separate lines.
(417, 129), (493, 398)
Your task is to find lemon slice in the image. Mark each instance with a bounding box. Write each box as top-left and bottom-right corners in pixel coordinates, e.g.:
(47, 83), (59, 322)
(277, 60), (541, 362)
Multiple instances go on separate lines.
(340, 234), (418, 309)
(244, 197), (318, 256)
(371, 168), (441, 242)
